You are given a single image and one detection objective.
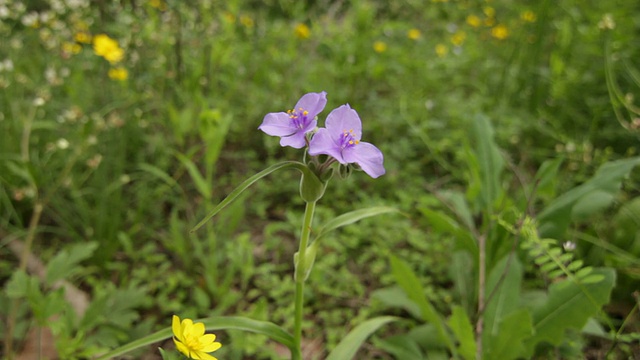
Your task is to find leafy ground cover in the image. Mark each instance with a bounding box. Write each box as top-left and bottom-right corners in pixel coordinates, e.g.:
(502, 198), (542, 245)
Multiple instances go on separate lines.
(1, 0), (639, 359)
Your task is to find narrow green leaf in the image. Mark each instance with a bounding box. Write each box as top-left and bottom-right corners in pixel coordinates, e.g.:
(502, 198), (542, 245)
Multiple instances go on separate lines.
(191, 161), (302, 232)
(547, 269), (566, 279)
(534, 255), (550, 265)
(579, 274), (605, 284)
(313, 206), (399, 244)
(389, 255), (456, 354)
(138, 163), (179, 189)
(447, 306), (476, 360)
(540, 262), (559, 274)
(326, 316), (397, 360)
(175, 152), (211, 200)
(567, 260), (583, 271)
(575, 266), (594, 278)
(95, 316), (295, 360)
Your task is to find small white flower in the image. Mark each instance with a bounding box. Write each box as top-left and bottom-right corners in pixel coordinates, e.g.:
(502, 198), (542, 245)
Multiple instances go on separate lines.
(33, 97), (45, 106)
(563, 241), (576, 251)
(0, 5), (9, 18)
(56, 138), (70, 149)
(21, 11), (38, 26)
(598, 14), (615, 30)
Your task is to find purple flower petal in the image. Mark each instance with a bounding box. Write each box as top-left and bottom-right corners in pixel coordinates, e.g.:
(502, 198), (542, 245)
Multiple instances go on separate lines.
(324, 105), (362, 140)
(295, 91), (327, 120)
(258, 91), (327, 149)
(342, 141), (385, 178)
(308, 104), (385, 178)
(308, 128), (345, 162)
(279, 120), (316, 148)
(259, 113), (297, 137)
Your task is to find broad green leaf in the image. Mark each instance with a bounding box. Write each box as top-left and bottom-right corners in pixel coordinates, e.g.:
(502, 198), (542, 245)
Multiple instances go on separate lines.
(470, 114), (504, 209)
(581, 318), (609, 339)
(313, 206), (398, 244)
(419, 207), (477, 256)
(522, 268), (616, 357)
(534, 157), (564, 201)
(447, 306), (476, 360)
(95, 316), (295, 360)
(483, 254), (522, 351)
(371, 286), (422, 319)
(175, 152), (211, 200)
(45, 242), (99, 285)
(571, 190), (615, 220)
(389, 255), (457, 354)
(326, 316), (397, 360)
(191, 161), (303, 232)
(538, 157), (640, 238)
(449, 251), (475, 315)
(486, 309), (533, 360)
(374, 335), (425, 360)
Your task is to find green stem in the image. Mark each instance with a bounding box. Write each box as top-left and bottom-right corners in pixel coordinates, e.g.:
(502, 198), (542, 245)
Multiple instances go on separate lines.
(292, 201), (316, 360)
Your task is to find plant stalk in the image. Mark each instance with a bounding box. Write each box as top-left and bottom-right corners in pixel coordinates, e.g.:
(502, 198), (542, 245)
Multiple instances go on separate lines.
(292, 201), (316, 360)
(476, 234), (486, 360)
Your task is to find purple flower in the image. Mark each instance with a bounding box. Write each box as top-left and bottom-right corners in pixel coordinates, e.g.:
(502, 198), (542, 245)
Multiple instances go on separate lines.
(258, 91), (328, 149)
(308, 104), (385, 178)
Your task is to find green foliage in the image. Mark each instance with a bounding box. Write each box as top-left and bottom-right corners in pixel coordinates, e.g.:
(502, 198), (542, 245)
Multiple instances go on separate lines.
(325, 316), (398, 360)
(1, 0), (638, 358)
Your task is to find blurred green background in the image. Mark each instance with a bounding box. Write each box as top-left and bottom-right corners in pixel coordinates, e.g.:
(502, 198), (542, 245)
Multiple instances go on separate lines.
(1, 0), (639, 358)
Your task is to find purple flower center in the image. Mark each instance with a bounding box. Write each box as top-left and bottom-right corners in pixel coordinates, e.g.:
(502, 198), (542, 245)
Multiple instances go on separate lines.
(340, 129), (360, 150)
(287, 107), (311, 129)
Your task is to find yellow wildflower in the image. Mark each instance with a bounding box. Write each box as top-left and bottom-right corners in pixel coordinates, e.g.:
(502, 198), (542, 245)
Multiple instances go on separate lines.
(62, 42), (82, 55)
(466, 15), (481, 28)
(149, 0), (167, 10)
(521, 10), (536, 22)
(407, 28), (421, 40)
(451, 31), (466, 46)
(491, 24), (508, 40)
(294, 23), (310, 39)
(240, 15), (254, 28)
(93, 34), (124, 64)
(483, 6), (495, 18)
(373, 41), (387, 53)
(74, 31), (92, 44)
(223, 11), (236, 24)
(108, 67), (128, 81)
(435, 44), (448, 58)
(172, 315), (222, 360)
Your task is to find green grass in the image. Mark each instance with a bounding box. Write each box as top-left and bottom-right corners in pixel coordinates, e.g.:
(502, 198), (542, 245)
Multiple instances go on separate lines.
(1, 0), (639, 359)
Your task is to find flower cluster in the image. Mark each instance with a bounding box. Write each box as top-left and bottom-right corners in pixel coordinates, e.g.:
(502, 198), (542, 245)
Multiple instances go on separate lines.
(93, 33), (128, 81)
(93, 34), (124, 63)
(259, 92), (385, 178)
